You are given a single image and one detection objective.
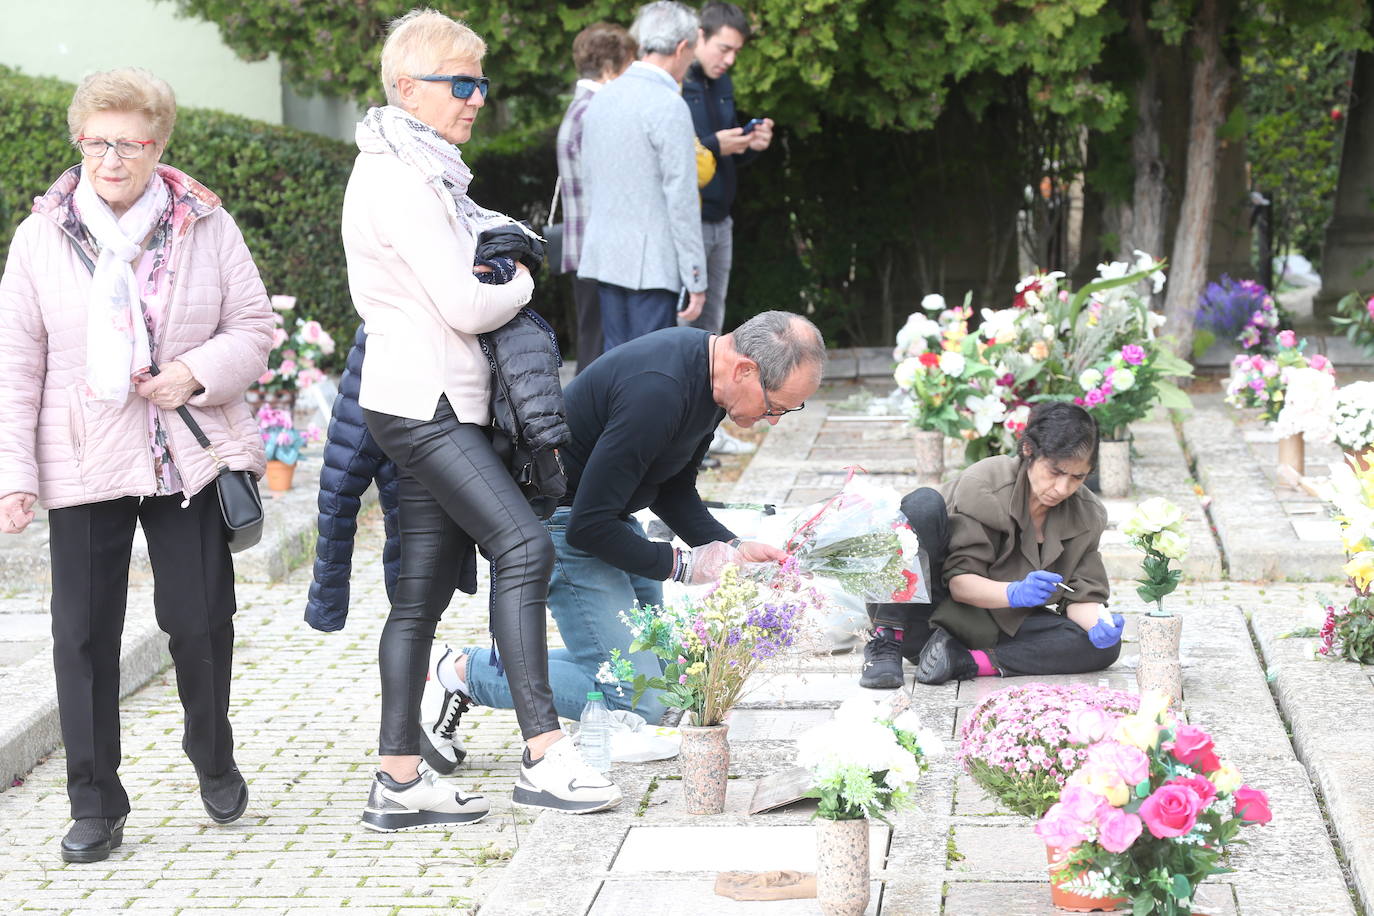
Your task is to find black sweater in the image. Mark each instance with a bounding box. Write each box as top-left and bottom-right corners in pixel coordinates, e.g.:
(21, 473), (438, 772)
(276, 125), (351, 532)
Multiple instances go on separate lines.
(561, 327), (735, 579)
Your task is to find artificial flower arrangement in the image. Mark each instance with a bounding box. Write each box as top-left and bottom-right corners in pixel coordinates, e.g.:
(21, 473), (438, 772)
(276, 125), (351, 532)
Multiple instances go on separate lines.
(892, 296), (1001, 440)
(1223, 330), (1335, 422)
(1034, 691), (1272, 915)
(257, 406), (322, 466)
(255, 295), (336, 399)
(607, 563), (818, 726)
(1332, 291), (1374, 359)
(958, 683), (1142, 818)
(1070, 341), (1193, 442)
(1195, 275), (1283, 352)
(1330, 381), (1374, 459)
(1122, 498), (1190, 616)
(1308, 459), (1374, 663)
(796, 696), (943, 821)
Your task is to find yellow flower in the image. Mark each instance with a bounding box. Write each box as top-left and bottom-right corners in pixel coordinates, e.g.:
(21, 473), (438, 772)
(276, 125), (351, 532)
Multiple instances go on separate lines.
(1344, 552), (1374, 590)
(1136, 691), (1172, 723)
(1211, 761), (1243, 793)
(1069, 765), (1129, 806)
(1113, 714), (1160, 751)
(687, 661), (706, 676)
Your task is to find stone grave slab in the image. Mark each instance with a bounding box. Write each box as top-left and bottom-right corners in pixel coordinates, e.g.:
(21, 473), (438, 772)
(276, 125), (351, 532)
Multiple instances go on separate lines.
(1290, 518), (1341, 542)
(740, 672), (901, 707)
(947, 824), (1054, 881)
(611, 824), (890, 873)
(725, 708), (834, 742)
(953, 772), (1013, 818)
(589, 878), (881, 915)
(637, 778), (764, 820)
(943, 880), (1237, 915)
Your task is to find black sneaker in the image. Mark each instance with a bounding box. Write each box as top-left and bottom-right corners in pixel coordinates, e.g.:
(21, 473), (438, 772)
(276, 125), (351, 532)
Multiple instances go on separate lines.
(859, 630), (905, 689)
(61, 815), (126, 863)
(419, 645), (470, 775)
(196, 764), (249, 824)
(361, 770), (490, 832)
(915, 628), (978, 685)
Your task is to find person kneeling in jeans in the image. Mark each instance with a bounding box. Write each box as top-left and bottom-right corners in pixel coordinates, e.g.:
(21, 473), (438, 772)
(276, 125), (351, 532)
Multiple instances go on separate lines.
(860, 401), (1123, 689)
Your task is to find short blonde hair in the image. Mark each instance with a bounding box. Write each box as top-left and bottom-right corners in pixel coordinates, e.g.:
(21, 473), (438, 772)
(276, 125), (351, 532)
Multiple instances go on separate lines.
(67, 68), (177, 146)
(381, 9), (487, 106)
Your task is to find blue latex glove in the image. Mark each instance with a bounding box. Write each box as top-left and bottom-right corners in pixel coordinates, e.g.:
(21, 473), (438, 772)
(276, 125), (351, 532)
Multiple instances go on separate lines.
(1005, 570), (1063, 608)
(1089, 612), (1126, 649)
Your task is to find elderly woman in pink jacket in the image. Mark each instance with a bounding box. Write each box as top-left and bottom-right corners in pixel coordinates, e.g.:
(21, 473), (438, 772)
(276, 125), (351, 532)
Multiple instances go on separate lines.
(0, 68), (273, 864)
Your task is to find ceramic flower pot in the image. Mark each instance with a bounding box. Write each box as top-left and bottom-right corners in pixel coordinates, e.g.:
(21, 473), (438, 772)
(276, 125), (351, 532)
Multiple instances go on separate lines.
(1136, 614), (1183, 703)
(265, 459), (296, 493)
(679, 723), (730, 814)
(1277, 433), (1304, 477)
(912, 429), (945, 477)
(816, 817), (870, 916)
(1045, 844), (1126, 912)
(1095, 439), (1131, 499)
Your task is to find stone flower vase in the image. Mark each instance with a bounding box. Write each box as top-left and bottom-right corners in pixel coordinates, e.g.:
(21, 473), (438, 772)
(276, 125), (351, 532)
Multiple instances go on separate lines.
(679, 723), (730, 815)
(912, 428), (945, 477)
(1136, 613), (1183, 703)
(1095, 438), (1131, 499)
(265, 459), (296, 493)
(1045, 844), (1126, 912)
(815, 817), (870, 916)
(1278, 433), (1305, 477)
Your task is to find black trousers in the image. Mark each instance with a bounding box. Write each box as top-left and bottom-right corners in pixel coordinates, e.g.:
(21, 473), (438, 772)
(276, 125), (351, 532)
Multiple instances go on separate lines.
(572, 274), (603, 374)
(49, 489), (237, 820)
(866, 487), (1119, 676)
(365, 398), (560, 746)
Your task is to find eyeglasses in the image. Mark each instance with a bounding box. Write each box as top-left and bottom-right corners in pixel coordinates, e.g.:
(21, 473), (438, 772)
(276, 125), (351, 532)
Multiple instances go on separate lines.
(74, 137), (156, 159)
(414, 74), (490, 99)
(758, 375), (805, 418)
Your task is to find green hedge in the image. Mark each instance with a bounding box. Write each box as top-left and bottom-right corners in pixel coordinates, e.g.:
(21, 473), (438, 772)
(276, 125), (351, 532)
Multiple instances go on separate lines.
(0, 65), (356, 364)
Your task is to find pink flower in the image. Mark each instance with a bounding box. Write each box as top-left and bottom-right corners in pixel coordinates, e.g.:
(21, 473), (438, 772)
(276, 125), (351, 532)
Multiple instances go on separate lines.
(279, 360), (298, 377)
(301, 320), (324, 344)
(1309, 353), (1330, 372)
(1167, 774), (1217, 808)
(1365, 296), (1374, 320)
(1059, 785), (1104, 822)
(1086, 741), (1150, 786)
(1233, 785), (1273, 824)
(1261, 361), (1278, 378)
(257, 370), (276, 385)
(1250, 355), (1266, 371)
(272, 328), (289, 349)
(276, 430), (294, 446)
(1095, 804), (1143, 853)
(1084, 388), (1107, 407)
(1278, 329), (1298, 348)
(1139, 783), (1203, 838)
(1035, 801), (1092, 849)
(678, 673), (689, 684)
(1065, 707), (1115, 745)
(1249, 378), (1267, 392)
(1169, 725), (1221, 773)
(1120, 344), (1145, 366)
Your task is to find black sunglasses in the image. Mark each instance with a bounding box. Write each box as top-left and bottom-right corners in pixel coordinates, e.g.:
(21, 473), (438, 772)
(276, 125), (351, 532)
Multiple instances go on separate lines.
(415, 74), (490, 99)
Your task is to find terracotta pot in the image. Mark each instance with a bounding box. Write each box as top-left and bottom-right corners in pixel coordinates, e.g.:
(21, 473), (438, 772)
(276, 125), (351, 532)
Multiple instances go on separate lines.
(679, 723), (729, 815)
(912, 428), (945, 477)
(1095, 438), (1131, 499)
(265, 459), (296, 493)
(1045, 844), (1126, 912)
(1136, 613), (1183, 703)
(816, 817), (870, 916)
(1277, 433), (1304, 477)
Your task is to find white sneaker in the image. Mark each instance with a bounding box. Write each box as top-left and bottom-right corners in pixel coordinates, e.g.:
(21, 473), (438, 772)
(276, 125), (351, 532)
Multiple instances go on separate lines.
(361, 770), (490, 832)
(512, 738), (623, 814)
(418, 645), (469, 775)
(709, 429), (756, 455)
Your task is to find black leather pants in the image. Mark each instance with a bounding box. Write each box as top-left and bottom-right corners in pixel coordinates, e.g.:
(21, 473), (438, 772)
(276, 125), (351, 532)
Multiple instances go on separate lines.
(365, 398), (560, 747)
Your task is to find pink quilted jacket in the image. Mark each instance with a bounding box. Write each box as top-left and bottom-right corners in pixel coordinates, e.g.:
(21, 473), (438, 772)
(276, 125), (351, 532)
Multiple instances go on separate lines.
(0, 165), (274, 510)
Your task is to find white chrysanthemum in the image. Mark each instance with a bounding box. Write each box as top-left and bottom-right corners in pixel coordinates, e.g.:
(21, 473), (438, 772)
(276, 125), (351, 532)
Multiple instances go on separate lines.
(1078, 368), (1103, 391)
(1275, 368), (1337, 443)
(894, 357), (922, 391)
(939, 351), (966, 378)
(1112, 368), (1136, 392)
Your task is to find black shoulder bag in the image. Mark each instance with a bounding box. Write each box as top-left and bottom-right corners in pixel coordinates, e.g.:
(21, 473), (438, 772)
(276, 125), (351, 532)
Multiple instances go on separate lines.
(67, 237), (264, 552)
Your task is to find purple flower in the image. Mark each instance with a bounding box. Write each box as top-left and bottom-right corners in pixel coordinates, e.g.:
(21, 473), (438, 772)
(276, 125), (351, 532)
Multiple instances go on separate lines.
(1120, 344), (1145, 366)
(1249, 377), (1266, 392)
(1084, 388), (1107, 407)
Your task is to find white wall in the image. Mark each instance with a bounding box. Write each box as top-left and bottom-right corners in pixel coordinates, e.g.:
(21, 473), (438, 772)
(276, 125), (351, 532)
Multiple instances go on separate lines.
(0, 0), (284, 124)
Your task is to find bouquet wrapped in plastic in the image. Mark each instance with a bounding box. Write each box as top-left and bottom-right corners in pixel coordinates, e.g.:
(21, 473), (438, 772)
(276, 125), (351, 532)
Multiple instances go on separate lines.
(781, 473), (930, 604)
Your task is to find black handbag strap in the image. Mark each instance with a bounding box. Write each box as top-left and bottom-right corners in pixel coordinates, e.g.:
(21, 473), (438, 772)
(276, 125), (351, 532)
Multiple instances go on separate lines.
(65, 235), (227, 471)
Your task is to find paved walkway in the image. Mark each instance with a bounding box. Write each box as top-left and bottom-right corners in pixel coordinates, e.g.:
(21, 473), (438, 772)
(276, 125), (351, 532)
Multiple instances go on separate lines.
(1, 379), (1371, 914)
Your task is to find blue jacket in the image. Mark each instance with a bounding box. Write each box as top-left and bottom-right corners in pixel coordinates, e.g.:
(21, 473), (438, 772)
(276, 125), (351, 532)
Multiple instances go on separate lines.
(682, 62), (761, 223)
(304, 325), (476, 632)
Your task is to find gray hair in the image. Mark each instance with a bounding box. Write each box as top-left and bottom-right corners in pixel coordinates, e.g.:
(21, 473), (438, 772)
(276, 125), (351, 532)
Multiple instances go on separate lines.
(733, 311), (827, 390)
(631, 1), (699, 56)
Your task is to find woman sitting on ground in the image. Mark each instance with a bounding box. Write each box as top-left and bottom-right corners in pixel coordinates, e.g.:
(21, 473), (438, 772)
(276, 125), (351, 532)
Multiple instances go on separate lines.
(860, 401), (1123, 688)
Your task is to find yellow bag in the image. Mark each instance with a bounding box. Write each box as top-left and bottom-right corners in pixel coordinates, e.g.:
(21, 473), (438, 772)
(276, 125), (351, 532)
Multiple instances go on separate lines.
(695, 137), (716, 189)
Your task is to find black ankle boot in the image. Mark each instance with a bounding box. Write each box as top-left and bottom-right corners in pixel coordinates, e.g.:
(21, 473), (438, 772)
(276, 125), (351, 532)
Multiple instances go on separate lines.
(61, 815), (126, 863)
(196, 765), (249, 824)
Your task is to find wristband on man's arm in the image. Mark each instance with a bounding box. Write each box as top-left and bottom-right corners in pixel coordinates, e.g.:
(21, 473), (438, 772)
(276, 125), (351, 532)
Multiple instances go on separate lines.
(671, 547), (693, 584)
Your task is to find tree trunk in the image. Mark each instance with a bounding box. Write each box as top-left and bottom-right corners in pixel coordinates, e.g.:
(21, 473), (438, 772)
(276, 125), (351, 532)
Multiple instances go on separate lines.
(1163, 0), (1233, 359)
(1124, 0), (1167, 265)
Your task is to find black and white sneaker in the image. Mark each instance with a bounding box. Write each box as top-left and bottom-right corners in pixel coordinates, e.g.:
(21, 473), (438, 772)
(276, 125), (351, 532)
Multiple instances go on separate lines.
(360, 770), (490, 832)
(512, 738), (623, 814)
(418, 644), (470, 775)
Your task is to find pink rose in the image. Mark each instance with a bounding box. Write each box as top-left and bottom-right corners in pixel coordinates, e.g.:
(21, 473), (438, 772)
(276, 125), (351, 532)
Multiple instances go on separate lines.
(1121, 344), (1145, 366)
(1261, 361), (1278, 378)
(1167, 775), (1217, 808)
(1065, 707), (1115, 745)
(1095, 804), (1143, 853)
(257, 370), (275, 385)
(1169, 725), (1221, 773)
(1084, 388), (1106, 407)
(1233, 785), (1273, 824)
(1278, 329), (1297, 348)
(272, 328), (289, 349)
(1059, 785), (1104, 822)
(1250, 355), (1266, 371)
(1366, 296), (1374, 320)
(301, 320), (324, 344)
(279, 359), (298, 377)
(1139, 784), (1203, 838)
(1035, 801), (1092, 849)
(1087, 741), (1150, 786)
(1309, 354), (1330, 372)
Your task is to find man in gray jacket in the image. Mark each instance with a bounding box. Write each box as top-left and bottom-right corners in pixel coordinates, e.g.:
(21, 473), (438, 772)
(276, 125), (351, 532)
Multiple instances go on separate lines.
(578, 1), (707, 353)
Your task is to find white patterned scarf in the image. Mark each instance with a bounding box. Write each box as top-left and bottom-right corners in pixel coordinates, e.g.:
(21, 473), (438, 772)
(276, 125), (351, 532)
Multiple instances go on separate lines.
(356, 105), (512, 236)
(73, 168), (170, 403)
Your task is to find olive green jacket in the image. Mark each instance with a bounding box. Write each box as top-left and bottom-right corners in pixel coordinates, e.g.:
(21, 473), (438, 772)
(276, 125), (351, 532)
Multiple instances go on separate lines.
(931, 455), (1110, 649)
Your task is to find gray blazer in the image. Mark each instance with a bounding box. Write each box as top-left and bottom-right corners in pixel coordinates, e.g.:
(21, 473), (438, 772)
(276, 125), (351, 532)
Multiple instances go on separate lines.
(577, 62), (706, 294)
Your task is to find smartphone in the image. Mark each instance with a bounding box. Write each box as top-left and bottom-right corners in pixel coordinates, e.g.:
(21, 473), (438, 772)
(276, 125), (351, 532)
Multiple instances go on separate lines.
(741, 117), (765, 135)
(677, 287), (690, 313)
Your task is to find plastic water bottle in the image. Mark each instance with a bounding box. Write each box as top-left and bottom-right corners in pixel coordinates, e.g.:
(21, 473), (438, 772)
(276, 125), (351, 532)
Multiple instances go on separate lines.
(579, 691), (613, 773)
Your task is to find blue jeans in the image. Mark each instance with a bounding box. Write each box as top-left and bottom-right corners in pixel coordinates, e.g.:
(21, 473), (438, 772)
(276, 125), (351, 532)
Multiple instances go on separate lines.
(464, 508), (668, 723)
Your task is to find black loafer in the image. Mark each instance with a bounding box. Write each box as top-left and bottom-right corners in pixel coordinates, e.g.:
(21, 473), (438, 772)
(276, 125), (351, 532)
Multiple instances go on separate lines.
(915, 628), (977, 685)
(196, 765), (249, 824)
(61, 815), (126, 863)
